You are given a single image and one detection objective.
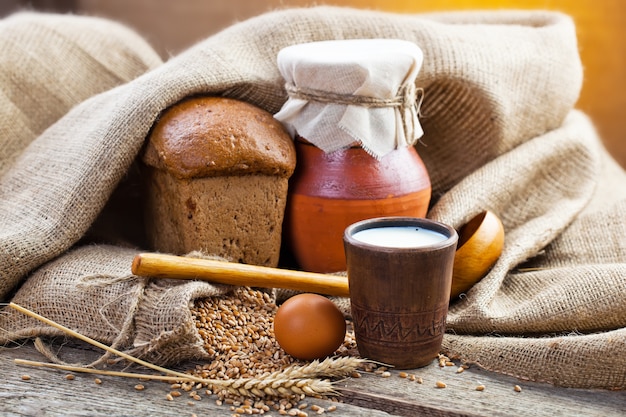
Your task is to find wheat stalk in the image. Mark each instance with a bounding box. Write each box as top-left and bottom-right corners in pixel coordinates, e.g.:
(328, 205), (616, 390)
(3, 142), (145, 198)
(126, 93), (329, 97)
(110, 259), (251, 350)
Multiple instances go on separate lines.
(14, 358), (338, 398)
(9, 303), (361, 399)
(14, 358), (185, 382)
(8, 303), (205, 383)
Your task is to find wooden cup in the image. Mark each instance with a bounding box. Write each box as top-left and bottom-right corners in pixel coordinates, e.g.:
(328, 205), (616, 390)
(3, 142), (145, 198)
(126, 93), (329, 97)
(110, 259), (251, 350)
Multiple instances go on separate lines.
(344, 217), (458, 369)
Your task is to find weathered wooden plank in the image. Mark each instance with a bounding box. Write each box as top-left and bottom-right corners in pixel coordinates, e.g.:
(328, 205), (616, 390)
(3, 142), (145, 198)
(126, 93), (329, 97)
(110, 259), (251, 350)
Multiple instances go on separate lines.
(339, 366), (626, 417)
(0, 342), (384, 417)
(1, 341), (624, 416)
(338, 388), (481, 417)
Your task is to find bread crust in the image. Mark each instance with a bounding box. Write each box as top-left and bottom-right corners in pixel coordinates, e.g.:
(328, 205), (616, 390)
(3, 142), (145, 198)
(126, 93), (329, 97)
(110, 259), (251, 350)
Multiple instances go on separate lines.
(142, 96), (296, 179)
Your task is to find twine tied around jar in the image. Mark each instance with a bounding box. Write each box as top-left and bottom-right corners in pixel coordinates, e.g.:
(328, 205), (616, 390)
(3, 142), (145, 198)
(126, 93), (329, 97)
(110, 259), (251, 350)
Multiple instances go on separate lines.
(284, 82), (425, 149)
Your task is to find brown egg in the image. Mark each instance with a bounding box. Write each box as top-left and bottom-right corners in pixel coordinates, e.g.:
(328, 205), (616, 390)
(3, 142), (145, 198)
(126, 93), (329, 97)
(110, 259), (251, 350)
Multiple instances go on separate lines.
(273, 293), (346, 360)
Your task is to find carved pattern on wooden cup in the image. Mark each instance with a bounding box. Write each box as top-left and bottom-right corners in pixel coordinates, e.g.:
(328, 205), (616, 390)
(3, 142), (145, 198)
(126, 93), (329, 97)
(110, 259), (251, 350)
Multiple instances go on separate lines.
(351, 304), (447, 344)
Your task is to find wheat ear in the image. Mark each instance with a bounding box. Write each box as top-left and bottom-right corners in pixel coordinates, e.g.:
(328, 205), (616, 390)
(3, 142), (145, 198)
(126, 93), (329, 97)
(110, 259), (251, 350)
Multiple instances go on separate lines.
(9, 303), (352, 398)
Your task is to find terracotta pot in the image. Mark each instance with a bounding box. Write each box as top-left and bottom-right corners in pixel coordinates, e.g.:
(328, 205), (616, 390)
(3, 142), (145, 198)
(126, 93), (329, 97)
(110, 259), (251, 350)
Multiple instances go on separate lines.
(283, 137), (431, 273)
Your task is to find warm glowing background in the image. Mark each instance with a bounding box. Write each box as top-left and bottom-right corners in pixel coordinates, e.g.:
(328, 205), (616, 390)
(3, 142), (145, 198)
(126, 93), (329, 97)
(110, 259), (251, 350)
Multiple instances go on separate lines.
(2, 0), (624, 167)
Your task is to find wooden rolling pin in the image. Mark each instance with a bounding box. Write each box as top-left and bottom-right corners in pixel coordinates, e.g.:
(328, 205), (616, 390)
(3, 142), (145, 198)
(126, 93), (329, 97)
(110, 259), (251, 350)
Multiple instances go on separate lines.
(131, 253), (350, 297)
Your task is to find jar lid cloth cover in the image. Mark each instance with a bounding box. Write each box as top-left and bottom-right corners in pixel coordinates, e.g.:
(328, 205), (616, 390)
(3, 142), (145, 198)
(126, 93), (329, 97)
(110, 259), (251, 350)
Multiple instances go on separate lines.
(274, 39), (424, 159)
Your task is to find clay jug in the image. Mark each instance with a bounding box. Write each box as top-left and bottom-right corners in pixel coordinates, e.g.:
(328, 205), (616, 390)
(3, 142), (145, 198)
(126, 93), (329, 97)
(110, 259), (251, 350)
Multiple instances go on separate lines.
(284, 137), (431, 273)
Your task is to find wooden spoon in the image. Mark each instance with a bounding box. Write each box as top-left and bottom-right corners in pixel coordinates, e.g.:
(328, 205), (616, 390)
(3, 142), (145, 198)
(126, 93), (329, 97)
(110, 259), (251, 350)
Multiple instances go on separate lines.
(131, 211), (504, 300)
(449, 210), (505, 299)
(131, 253), (351, 297)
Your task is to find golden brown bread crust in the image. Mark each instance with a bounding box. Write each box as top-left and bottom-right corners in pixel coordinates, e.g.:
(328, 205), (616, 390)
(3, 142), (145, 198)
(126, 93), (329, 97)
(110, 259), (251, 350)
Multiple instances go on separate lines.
(142, 96), (296, 179)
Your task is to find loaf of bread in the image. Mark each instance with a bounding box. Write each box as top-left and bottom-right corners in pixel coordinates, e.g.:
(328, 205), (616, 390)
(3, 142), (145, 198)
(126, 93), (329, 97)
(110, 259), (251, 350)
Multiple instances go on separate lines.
(141, 96), (296, 267)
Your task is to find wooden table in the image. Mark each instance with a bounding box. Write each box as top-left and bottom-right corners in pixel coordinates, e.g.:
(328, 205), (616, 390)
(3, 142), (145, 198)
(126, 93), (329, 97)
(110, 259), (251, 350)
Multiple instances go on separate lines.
(2, 341), (624, 416)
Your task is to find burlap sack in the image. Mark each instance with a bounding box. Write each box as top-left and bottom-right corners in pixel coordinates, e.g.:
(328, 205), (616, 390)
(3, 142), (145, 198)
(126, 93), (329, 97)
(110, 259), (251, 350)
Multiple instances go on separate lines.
(0, 11), (162, 296)
(1, 7), (624, 389)
(3, 245), (227, 366)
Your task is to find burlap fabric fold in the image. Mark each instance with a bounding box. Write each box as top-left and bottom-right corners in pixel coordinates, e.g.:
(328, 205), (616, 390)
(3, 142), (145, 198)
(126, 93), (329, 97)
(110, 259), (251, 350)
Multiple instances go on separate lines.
(0, 12), (163, 293)
(1, 7), (625, 389)
(0, 12), (163, 178)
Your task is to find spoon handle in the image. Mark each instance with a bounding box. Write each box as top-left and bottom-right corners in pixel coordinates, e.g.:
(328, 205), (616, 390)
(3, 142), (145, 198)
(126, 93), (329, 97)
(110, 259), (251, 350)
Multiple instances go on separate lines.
(131, 252), (350, 297)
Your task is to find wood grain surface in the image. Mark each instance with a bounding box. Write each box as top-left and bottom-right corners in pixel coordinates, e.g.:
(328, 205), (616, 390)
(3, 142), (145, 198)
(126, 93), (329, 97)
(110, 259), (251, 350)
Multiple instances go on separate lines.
(2, 341), (624, 416)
